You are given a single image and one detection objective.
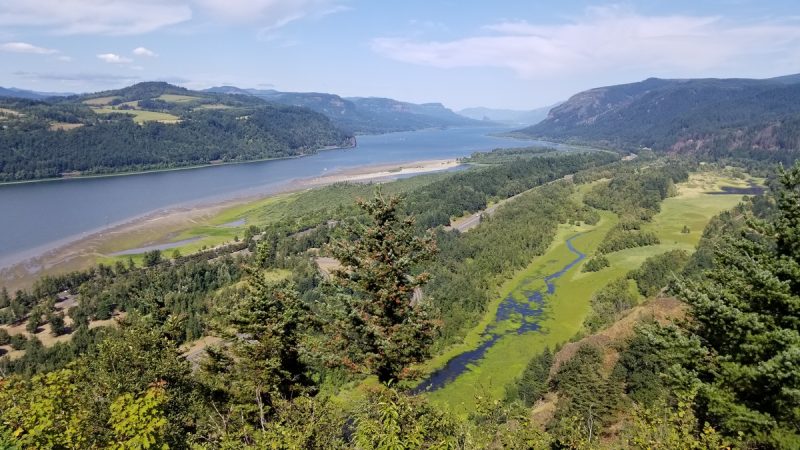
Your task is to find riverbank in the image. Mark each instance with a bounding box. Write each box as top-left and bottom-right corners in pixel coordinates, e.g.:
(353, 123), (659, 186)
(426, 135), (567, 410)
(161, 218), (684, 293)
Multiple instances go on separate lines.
(0, 141), (358, 186)
(0, 159), (460, 292)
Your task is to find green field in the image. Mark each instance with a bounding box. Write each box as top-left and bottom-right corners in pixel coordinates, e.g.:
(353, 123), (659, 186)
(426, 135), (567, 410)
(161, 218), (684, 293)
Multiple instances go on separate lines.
(157, 94), (202, 103)
(93, 107), (180, 124)
(423, 171), (756, 414)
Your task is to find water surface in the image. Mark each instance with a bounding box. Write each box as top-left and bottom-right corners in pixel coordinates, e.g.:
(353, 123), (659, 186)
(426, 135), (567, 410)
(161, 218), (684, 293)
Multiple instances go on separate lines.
(0, 126), (562, 268)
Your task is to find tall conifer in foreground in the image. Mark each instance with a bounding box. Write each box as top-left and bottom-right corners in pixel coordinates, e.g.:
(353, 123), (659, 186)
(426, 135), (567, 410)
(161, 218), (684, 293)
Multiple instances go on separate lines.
(328, 189), (437, 383)
(670, 162), (800, 447)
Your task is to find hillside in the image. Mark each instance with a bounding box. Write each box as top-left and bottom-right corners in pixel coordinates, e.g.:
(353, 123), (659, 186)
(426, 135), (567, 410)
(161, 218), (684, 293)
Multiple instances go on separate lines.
(0, 82), (353, 182)
(0, 87), (72, 100)
(518, 75), (800, 162)
(458, 104), (556, 125)
(205, 86), (483, 134)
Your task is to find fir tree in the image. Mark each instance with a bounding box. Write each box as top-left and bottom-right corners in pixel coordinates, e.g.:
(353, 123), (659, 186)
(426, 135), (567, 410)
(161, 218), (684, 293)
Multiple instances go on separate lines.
(329, 189), (438, 383)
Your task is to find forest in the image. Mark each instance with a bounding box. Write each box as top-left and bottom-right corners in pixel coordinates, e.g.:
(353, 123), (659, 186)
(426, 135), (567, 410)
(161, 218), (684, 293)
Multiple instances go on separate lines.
(0, 83), (353, 181)
(1, 145), (798, 448)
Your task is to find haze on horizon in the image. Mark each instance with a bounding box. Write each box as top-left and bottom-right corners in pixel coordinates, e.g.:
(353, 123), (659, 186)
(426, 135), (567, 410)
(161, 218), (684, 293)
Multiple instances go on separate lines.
(1, 0), (799, 110)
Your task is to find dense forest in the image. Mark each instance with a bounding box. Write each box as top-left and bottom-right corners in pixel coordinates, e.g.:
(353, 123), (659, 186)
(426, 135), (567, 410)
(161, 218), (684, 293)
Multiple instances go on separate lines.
(1, 143), (799, 448)
(0, 82), (353, 181)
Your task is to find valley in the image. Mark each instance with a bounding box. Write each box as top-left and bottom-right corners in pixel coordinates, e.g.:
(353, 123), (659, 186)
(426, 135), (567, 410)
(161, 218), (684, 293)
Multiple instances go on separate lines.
(2, 6), (800, 444)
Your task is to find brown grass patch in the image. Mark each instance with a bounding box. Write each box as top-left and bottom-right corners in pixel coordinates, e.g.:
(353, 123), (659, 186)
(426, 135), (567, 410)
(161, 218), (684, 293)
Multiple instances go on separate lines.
(83, 96), (119, 106)
(49, 122), (84, 131)
(550, 297), (686, 377)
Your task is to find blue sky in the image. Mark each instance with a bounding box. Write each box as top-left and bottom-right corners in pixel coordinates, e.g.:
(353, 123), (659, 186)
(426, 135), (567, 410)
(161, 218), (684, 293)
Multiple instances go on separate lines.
(1, 0), (799, 109)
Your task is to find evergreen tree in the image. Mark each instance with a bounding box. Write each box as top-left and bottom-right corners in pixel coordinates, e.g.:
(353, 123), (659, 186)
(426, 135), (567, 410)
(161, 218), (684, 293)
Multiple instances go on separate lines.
(0, 287), (9, 309)
(671, 162), (800, 446)
(329, 189), (437, 383)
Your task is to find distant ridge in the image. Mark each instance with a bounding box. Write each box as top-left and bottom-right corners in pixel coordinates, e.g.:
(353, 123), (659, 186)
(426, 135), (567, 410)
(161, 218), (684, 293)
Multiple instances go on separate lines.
(0, 87), (73, 100)
(458, 104), (559, 126)
(204, 86), (484, 134)
(517, 74), (800, 162)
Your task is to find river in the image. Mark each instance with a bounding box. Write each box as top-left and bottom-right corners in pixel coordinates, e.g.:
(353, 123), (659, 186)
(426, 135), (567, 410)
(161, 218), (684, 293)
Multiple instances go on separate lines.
(0, 126), (564, 269)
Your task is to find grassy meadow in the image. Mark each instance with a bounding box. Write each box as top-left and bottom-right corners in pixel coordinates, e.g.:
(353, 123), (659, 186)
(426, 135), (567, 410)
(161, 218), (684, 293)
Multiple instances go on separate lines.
(423, 170), (758, 414)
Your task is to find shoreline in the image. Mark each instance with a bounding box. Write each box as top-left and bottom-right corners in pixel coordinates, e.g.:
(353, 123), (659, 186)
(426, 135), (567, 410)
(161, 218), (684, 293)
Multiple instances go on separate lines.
(0, 141), (357, 187)
(0, 158), (461, 292)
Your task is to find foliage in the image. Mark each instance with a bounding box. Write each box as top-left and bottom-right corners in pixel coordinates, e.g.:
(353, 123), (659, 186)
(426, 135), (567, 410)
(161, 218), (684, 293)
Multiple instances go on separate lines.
(549, 345), (624, 434)
(583, 278), (638, 333)
(424, 181), (584, 345)
(142, 250), (163, 267)
(404, 151), (618, 230)
(108, 385), (169, 450)
(505, 347), (554, 406)
(582, 255), (610, 272)
(596, 225), (660, 254)
(353, 385), (463, 449)
(629, 249), (690, 297)
(625, 391), (732, 450)
(328, 190), (437, 383)
(584, 163), (688, 221)
(655, 161), (800, 446)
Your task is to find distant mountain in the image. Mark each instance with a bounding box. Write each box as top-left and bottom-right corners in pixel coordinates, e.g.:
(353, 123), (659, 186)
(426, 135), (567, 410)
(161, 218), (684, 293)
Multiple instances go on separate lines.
(517, 75), (800, 162)
(0, 82), (353, 182)
(204, 86), (483, 134)
(458, 105), (557, 126)
(0, 87), (72, 100)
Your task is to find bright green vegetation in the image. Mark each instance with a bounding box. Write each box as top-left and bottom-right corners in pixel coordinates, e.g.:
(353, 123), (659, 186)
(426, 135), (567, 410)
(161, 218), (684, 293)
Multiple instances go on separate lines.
(93, 107), (181, 123)
(423, 167), (758, 414)
(582, 254), (610, 272)
(0, 82), (352, 182)
(427, 216), (616, 411)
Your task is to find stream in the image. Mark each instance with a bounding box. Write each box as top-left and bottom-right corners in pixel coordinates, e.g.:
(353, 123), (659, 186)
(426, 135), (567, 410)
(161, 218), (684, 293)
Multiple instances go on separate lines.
(413, 234), (586, 393)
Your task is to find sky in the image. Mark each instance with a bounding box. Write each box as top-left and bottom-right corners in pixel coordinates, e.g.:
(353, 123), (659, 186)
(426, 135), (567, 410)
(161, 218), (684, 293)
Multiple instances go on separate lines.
(1, 0), (799, 110)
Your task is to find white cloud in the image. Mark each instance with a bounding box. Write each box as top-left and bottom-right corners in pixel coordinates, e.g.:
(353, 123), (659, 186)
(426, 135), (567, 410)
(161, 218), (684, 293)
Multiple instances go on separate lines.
(371, 8), (800, 79)
(0, 0), (345, 35)
(56, 55), (72, 62)
(0, 41), (56, 54)
(193, 0), (346, 30)
(97, 53), (132, 64)
(133, 46), (157, 57)
(0, 0), (192, 35)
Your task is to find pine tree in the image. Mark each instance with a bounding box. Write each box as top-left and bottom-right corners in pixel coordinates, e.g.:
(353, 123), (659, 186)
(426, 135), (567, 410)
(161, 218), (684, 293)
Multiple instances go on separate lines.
(672, 162), (800, 445)
(329, 189), (438, 383)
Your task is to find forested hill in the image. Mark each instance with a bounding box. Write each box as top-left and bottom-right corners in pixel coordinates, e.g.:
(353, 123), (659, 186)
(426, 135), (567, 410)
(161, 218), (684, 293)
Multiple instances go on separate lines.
(204, 86), (483, 134)
(0, 82), (353, 182)
(517, 75), (800, 162)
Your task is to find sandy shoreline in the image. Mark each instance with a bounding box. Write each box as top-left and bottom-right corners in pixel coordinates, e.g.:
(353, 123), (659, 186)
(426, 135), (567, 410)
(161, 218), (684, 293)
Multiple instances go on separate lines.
(0, 159), (461, 292)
